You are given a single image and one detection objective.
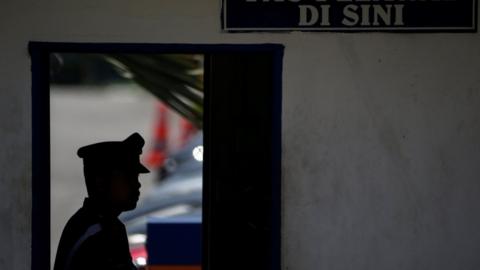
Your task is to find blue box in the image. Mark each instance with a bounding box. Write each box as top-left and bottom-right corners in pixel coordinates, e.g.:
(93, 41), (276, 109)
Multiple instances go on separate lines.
(147, 217), (202, 265)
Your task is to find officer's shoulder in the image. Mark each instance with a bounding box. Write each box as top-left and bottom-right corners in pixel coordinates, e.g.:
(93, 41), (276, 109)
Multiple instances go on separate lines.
(62, 206), (100, 236)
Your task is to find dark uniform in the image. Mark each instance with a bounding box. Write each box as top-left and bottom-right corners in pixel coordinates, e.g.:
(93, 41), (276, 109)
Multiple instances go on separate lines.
(54, 133), (149, 270)
(53, 198), (136, 270)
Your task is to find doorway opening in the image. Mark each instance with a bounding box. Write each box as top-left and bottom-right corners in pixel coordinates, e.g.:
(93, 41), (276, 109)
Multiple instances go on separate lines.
(49, 52), (204, 269)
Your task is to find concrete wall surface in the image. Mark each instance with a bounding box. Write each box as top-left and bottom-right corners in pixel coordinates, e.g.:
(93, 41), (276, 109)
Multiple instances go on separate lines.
(1, 1), (480, 269)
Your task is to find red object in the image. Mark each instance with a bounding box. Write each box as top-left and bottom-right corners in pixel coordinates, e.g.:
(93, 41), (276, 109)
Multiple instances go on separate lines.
(179, 118), (197, 147)
(131, 245), (148, 261)
(147, 102), (168, 168)
(146, 102), (198, 170)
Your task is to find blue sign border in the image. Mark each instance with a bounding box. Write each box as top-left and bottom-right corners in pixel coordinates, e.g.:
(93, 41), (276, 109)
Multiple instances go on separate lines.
(222, 0), (478, 33)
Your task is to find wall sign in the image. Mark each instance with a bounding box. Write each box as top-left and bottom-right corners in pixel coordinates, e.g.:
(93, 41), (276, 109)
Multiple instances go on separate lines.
(222, 0), (477, 32)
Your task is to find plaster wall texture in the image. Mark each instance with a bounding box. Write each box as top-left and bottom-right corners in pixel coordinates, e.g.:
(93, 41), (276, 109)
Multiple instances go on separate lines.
(1, 1), (480, 270)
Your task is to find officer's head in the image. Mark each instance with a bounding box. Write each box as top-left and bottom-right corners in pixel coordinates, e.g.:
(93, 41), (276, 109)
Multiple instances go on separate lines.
(77, 133), (150, 211)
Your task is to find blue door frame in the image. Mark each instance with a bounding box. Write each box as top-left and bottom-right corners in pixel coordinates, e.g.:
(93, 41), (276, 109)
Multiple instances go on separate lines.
(29, 42), (283, 270)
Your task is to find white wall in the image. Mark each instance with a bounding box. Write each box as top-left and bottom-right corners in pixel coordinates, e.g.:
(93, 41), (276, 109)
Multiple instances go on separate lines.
(1, 1), (480, 269)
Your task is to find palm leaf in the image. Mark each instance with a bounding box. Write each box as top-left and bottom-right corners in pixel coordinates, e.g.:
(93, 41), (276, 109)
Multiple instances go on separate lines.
(105, 54), (204, 128)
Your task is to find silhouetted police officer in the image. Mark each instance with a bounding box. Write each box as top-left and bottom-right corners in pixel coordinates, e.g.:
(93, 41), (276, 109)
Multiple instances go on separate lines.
(54, 133), (150, 270)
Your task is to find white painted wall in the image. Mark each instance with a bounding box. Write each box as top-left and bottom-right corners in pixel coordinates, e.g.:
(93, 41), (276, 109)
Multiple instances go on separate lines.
(1, 1), (480, 269)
